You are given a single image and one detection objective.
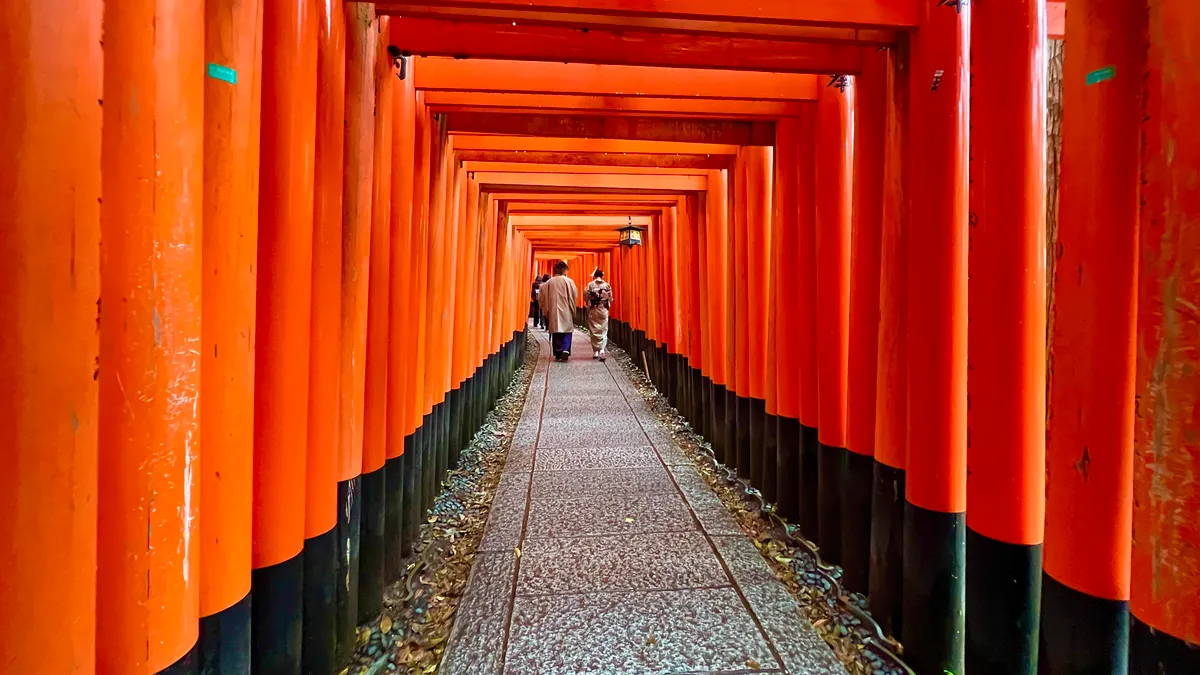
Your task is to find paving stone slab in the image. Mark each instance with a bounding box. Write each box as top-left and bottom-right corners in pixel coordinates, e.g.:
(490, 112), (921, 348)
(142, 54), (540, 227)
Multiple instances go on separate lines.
(711, 536), (849, 675)
(534, 446), (662, 471)
(530, 466), (675, 501)
(525, 492), (697, 539)
(502, 443), (536, 473)
(479, 472), (531, 552)
(668, 464), (745, 536)
(516, 531), (729, 596)
(440, 551), (517, 675)
(505, 588), (780, 675)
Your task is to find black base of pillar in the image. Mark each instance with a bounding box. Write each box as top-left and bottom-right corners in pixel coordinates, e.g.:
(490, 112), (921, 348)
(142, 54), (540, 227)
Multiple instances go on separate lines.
(251, 552), (304, 675)
(437, 400), (450, 495)
(160, 642), (199, 674)
(725, 389), (738, 470)
(446, 388), (461, 470)
(901, 502), (966, 675)
(384, 453), (407, 583)
(749, 397), (766, 491)
(358, 465), (386, 622)
(840, 450), (874, 594)
(301, 526), (337, 675)
(965, 529), (1041, 675)
(776, 416), (800, 521)
(1038, 572), (1129, 674)
(868, 461), (904, 638)
(711, 383), (728, 464)
(762, 410), (778, 503)
(817, 441), (845, 563)
(1130, 615), (1200, 674)
(335, 476), (361, 663)
(422, 411), (436, 513)
(198, 591), (251, 674)
(799, 424), (820, 541)
(736, 395), (751, 479)
(403, 431), (423, 557)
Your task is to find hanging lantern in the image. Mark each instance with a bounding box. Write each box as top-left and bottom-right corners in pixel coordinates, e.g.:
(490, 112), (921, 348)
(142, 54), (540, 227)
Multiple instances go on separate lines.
(617, 217), (644, 247)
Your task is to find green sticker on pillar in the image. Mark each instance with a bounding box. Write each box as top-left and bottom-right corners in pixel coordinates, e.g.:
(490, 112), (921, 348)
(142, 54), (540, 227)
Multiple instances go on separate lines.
(207, 63), (238, 85)
(1086, 66), (1116, 86)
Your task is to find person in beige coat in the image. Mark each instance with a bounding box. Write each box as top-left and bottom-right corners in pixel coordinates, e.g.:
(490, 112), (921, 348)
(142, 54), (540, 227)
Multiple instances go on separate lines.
(584, 269), (613, 361)
(538, 260), (579, 361)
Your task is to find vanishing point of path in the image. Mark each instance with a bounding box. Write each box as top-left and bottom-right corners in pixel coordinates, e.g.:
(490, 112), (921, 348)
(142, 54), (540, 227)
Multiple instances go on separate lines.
(440, 329), (849, 675)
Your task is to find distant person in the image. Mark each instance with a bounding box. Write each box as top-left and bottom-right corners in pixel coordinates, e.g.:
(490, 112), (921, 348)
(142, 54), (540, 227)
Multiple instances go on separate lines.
(539, 261), (578, 361)
(584, 268), (613, 361)
(529, 276), (542, 328)
(539, 273), (551, 330)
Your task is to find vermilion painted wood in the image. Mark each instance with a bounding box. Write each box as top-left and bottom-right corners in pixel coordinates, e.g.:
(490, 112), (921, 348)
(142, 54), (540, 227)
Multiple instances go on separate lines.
(416, 58), (819, 101)
(390, 16), (864, 74)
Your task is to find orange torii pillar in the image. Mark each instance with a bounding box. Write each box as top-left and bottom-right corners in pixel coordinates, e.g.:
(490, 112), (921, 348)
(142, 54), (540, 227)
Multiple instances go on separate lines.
(252, 0), (318, 671)
(902, 1), (970, 672)
(681, 196), (706, 437)
(361, 15), (395, 621)
(772, 118), (802, 517)
(447, 168), (475, 467)
(868, 44), (910, 639)
(404, 94), (433, 555)
(424, 119), (453, 515)
(844, 49), (887, 595)
(97, 1), (203, 672)
(0, 2), (100, 672)
(337, 1), (376, 657)
(795, 107), (821, 542)
(1130, 3), (1200, 671)
(199, 0), (261, 671)
(728, 152), (751, 478)
(1040, 0), (1142, 672)
(302, 1), (346, 670)
(745, 148), (773, 493)
(386, 53), (418, 586)
(815, 78), (853, 564)
(966, 1), (1047, 672)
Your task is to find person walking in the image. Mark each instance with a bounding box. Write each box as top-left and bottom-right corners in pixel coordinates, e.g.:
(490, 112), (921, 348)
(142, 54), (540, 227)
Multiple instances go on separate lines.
(529, 276), (542, 328)
(584, 268), (613, 361)
(539, 261), (578, 361)
(538, 273), (551, 330)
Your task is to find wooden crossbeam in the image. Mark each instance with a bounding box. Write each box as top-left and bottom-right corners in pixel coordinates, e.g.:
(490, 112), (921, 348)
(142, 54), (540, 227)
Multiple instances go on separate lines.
(447, 112), (774, 146)
(391, 17), (863, 73)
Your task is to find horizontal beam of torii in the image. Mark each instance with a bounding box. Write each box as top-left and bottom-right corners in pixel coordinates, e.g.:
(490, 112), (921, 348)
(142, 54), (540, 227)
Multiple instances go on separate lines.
(473, 171), (707, 191)
(426, 92), (806, 118)
(376, 0), (920, 30)
(381, 3), (898, 42)
(450, 135), (738, 155)
(415, 58), (819, 101)
(456, 150), (730, 170)
(390, 17), (864, 73)
(447, 112), (774, 146)
(464, 161), (711, 176)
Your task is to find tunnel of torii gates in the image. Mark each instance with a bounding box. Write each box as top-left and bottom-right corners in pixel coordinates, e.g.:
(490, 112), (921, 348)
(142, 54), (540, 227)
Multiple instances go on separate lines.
(1, 0), (1197, 674)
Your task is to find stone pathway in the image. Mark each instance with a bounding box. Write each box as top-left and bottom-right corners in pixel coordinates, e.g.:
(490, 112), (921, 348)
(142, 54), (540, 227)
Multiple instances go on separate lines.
(441, 329), (848, 675)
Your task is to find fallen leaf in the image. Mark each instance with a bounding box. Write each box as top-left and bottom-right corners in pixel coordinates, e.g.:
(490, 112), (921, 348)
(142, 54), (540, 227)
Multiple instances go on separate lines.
(380, 615), (393, 634)
(624, 517), (634, 523)
(514, 546), (522, 558)
(745, 659), (761, 669)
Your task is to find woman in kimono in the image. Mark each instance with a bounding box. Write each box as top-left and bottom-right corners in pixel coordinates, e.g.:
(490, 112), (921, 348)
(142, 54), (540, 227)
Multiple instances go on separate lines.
(538, 274), (551, 329)
(529, 276), (542, 327)
(538, 261), (579, 361)
(584, 268), (613, 361)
